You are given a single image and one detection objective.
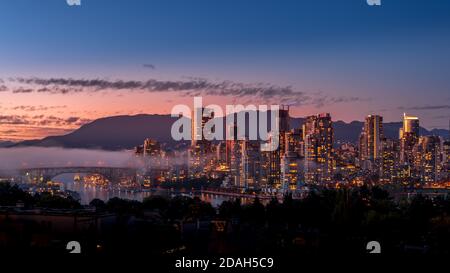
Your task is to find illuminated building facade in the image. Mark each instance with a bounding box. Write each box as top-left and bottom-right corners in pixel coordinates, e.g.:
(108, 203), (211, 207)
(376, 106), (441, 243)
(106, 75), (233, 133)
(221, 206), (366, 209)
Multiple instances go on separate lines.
(414, 136), (441, 183)
(360, 115), (383, 162)
(380, 138), (400, 182)
(240, 139), (262, 189)
(303, 113), (333, 184)
(189, 107), (214, 178)
(443, 140), (450, 181)
(400, 113), (420, 164)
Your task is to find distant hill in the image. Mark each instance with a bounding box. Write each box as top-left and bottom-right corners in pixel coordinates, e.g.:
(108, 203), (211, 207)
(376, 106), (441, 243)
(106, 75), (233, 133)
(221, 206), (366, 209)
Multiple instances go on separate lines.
(14, 114), (182, 150)
(0, 141), (15, 148)
(12, 114), (449, 150)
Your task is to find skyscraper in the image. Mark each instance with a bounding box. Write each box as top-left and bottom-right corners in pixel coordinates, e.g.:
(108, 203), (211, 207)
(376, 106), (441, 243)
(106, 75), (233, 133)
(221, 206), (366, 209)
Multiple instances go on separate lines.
(286, 128), (304, 158)
(380, 138), (400, 183)
(361, 115), (383, 162)
(401, 113), (420, 137)
(240, 139), (262, 189)
(262, 132), (283, 188)
(278, 105), (290, 155)
(281, 128), (304, 191)
(414, 136), (441, 183)
(442, 140), (450, 181)
(260, 106), (291, 189)
(400, 113), (420, 165)
(191, 107), (214, 147)
(189, 107), (214, 177)
(303, 113), (333, 184)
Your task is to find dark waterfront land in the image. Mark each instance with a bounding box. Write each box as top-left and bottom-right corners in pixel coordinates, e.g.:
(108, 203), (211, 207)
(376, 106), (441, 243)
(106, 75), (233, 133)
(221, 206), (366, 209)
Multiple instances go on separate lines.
(0, 182), (449, 256)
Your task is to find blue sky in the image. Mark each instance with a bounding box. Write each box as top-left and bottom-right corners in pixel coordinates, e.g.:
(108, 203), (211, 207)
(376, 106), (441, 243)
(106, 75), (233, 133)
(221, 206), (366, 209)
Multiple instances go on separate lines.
(0, 0), (449, 134)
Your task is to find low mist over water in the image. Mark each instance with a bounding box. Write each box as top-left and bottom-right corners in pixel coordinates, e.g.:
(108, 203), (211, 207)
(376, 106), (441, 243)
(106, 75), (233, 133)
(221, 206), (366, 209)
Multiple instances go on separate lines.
(0, 147), (137, 170)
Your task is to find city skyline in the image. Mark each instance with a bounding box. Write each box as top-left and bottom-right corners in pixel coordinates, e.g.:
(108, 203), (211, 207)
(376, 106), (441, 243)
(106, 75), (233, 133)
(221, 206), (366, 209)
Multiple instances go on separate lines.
(1, 0), (450, 141)
(1, 0), (449, 259)
(0, 104), (447, 142)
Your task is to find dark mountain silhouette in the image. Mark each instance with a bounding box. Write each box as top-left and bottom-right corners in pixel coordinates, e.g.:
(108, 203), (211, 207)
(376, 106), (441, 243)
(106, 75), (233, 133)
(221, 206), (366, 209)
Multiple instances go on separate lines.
(13, 115), (182, 150)
(0, 141), (15, 148)
(11, 114), (449, 150)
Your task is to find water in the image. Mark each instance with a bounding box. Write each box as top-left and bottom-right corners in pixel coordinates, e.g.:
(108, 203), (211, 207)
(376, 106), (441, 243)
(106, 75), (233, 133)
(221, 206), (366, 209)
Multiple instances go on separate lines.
(53, 173), (255, 207)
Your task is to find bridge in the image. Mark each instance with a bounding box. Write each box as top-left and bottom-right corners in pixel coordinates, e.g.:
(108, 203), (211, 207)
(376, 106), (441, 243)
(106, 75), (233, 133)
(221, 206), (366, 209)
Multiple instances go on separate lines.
(19, 166), (137, 184)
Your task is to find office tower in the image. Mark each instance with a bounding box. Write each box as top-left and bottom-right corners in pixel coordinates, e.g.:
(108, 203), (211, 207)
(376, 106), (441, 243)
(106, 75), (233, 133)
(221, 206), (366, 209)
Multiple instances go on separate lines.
(400, 113), (420, 164)
(414, 136), (441, 183)
(402, 113), (420, 137)
(303, 113), (334, 184)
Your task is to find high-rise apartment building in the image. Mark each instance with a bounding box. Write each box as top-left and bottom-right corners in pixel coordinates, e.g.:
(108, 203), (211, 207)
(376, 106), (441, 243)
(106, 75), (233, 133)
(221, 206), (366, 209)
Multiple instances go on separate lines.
(414, 136), (441, 183)
(303, 113), (333, 184)
(360, 115), (383, 161)
(189, 107), (214, 177)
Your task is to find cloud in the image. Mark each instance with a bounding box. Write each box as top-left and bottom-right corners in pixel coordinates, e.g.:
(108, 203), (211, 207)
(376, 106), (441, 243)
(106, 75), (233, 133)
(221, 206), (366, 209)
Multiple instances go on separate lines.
(399, 105), (450, 110)
(0, 114), (91, 127)
(11, 105), (67, 112)
(143, 64), (156, 70)
(432, 115), (450, 120)
(36, 86), (83, 94)
(12, 87), (34, 93)
(1, 129), (19, 134)
(0, 115), (31, 125)
(65, 116), (80, 123)
(0, 126), (74, 142)
(0, 85), (8, 92)
(311, 95), (369, 108)
(7, 77), (366, 108)
(64, 117), (92, 125)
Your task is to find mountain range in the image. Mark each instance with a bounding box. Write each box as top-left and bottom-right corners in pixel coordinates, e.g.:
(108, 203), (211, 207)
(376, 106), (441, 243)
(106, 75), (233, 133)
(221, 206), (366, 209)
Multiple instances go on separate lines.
(6, 114), (449, 150)
(0, 141), (15, 148)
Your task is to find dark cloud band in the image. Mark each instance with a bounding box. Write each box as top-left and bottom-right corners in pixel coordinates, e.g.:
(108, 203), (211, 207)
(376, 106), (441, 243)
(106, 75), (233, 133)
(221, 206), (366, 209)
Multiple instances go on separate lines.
(5, 77), (366, 107)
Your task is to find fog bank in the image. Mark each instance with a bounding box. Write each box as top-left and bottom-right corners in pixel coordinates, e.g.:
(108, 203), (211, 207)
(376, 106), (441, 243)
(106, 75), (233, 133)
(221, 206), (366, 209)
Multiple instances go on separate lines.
(0, 147), (137, 170)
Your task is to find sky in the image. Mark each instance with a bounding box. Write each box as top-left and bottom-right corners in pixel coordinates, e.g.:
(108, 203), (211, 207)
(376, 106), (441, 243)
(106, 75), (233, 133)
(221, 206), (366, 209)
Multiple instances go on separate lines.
(0, 0), (449, 141)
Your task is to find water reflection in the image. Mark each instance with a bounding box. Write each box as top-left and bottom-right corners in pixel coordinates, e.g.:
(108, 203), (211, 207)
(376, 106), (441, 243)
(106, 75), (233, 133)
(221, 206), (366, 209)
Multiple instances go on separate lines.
(53, 173), (257, 207)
